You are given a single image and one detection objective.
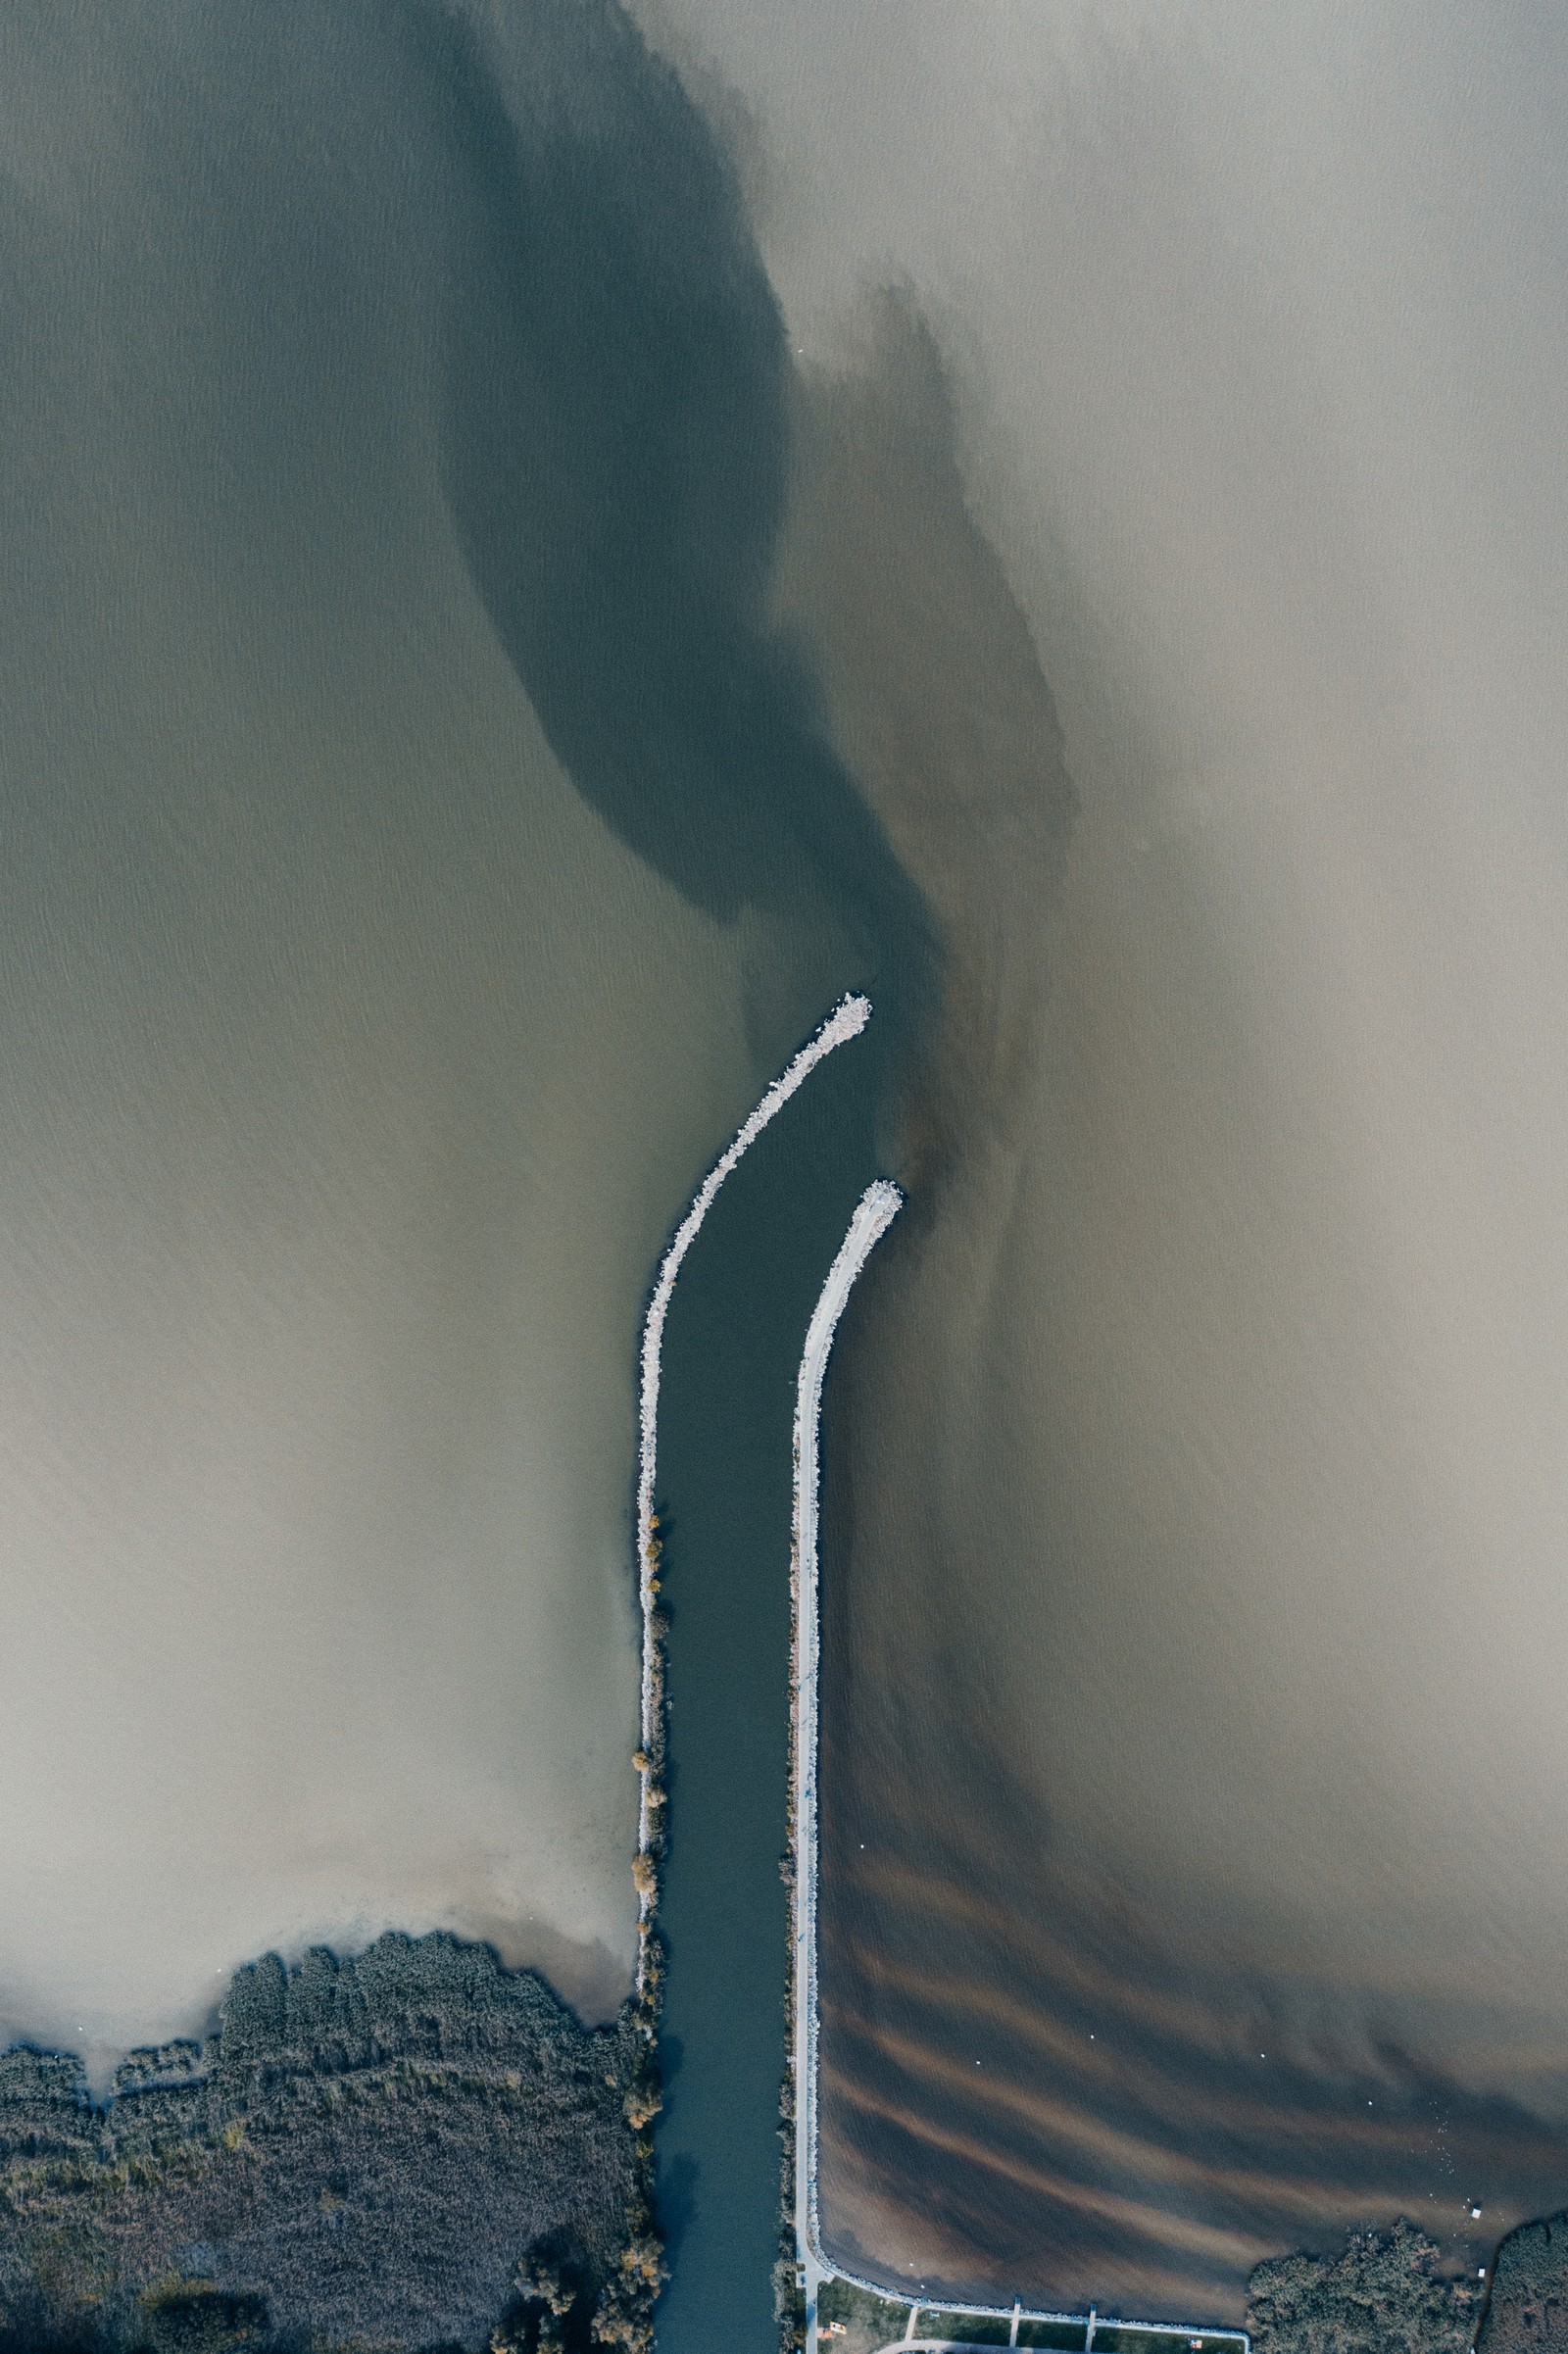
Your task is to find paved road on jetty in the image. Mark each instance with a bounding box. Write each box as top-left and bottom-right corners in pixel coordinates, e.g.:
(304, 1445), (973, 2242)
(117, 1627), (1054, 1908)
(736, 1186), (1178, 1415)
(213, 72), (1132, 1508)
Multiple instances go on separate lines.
(789, 1180), (903, 2341)
(641, 995), (891, 2354)
(782, 1181), (1250, 2354)
(635, 994), (1249, 2354)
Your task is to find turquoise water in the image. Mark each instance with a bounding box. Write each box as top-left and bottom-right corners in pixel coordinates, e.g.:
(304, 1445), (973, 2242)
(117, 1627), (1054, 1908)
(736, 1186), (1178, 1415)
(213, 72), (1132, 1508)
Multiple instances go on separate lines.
(652, 1020), (888, 2354)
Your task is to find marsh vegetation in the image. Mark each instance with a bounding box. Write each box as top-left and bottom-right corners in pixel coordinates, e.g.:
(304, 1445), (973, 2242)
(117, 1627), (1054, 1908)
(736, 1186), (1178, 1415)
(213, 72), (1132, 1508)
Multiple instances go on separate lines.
(0, 1935), (655, 2354)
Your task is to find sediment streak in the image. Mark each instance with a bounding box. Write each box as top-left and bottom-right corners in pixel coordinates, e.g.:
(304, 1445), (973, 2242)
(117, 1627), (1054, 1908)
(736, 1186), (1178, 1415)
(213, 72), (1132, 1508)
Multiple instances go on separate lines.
(633, 992), (873, 1957)
(782, 1181), (1255, 2354)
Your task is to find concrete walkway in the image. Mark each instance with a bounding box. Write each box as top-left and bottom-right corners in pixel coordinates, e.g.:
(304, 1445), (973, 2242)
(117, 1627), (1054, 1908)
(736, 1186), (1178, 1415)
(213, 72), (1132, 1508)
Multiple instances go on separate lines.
(783, 1140), (1249, 2354)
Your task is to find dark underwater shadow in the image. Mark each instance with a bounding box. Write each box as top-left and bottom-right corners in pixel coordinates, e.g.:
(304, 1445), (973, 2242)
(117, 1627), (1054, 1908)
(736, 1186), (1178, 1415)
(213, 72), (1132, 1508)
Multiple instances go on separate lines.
(393, 0), (938, 1088)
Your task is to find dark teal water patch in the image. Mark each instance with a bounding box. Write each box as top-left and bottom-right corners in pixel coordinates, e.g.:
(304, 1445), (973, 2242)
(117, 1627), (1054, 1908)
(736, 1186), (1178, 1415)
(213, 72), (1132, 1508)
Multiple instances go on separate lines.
(653, 1019), (887, 2354)
(420, 0), (937, 1067)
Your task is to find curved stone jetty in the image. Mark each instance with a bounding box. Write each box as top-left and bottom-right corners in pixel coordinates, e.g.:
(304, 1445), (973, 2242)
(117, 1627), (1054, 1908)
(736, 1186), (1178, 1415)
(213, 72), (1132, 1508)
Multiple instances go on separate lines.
(790, 1177), (904, 2278)
(633, 993), (872, 1957)
(783, 1193), (1252, 2354)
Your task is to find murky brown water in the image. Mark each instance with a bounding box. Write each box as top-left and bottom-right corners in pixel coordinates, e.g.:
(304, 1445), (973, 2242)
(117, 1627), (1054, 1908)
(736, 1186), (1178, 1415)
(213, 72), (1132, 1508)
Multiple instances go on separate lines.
(650, 0), (1568, 2318)
(9, 2), (1568, 2333)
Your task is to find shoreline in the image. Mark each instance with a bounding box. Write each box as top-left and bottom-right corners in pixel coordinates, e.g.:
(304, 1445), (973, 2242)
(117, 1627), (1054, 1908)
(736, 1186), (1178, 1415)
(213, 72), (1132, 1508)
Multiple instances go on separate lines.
(780, 1153), (1252, 2354)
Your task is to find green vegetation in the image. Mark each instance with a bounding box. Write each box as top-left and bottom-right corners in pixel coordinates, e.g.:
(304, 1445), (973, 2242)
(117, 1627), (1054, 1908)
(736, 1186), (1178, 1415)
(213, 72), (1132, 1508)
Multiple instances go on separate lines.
(1471, 2205), (1568, 2350)
(922, 2312), (1011, 2346)
(816, 2274), (914, 2354)
(0, 1933), (655, 2354)
(489, 2224), (664, 2354)
(1246, 2221), (1480, 2354)
(132, 2276), (269, 2352)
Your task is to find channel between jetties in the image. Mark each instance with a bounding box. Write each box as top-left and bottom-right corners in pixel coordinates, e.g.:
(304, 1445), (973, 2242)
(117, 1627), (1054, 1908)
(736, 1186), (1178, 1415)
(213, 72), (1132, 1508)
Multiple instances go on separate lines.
(633, 990), (873, 1980)
(781, 1136), (1251, 2354)
(629, 988), (1249, 2354)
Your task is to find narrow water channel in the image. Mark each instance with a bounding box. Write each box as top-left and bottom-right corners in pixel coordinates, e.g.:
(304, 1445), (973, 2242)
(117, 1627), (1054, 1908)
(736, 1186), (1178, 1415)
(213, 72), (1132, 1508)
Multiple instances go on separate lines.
(651, 1017), (887, 2354)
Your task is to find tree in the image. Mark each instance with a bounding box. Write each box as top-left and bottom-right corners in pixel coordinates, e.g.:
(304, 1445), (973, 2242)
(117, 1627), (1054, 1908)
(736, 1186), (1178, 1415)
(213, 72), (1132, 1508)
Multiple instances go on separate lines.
(1247, 2221), (1480, 2354)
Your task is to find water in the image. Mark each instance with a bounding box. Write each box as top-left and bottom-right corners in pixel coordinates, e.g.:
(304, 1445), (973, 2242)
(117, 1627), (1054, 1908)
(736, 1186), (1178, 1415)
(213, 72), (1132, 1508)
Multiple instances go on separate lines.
(653, 1019), (888, 2354)
(15, 0), (1568, 2328)
(0, 0), (931, 2163)
(0, 0), (777, 2066)
(627, 0), (1568, 2319)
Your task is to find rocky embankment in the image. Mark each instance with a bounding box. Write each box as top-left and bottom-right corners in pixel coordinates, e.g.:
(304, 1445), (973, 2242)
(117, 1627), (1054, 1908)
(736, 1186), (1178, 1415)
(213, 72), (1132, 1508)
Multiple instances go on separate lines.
(0, 1932), (659, 2354)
